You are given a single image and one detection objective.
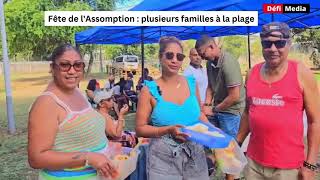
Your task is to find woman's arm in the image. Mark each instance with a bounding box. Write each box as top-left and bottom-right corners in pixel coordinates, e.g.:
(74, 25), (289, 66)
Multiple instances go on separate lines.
(135, 87), (172, 137)
(28, 96), (116, 177)
(28, 96), (89, 169)
(195, 83), (209, 123)
(105, 105), (129, 138)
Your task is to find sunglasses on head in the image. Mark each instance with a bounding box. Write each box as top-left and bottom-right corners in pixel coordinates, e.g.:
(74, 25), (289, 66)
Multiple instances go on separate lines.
(163, 52), (185, 61)
(53, 61), (85, 72)
(261, 40), (287, 49)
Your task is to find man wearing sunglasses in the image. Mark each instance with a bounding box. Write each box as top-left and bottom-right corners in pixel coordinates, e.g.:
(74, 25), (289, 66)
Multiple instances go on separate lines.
(183, 48), (208, 104)
(195, 36), (245, 180)
(237, 22), (320, 180)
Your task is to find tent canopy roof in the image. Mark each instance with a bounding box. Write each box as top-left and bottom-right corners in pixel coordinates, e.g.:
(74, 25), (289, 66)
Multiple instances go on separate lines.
(75, 0), (320, 45)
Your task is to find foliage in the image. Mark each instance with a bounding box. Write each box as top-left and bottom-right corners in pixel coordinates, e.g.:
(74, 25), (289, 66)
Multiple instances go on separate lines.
(3, 0), (115, 61)
(294, 28), (320, 68)
(294, 28), (320, 49)
(250, 36), (263, 60)
(222, 36), (247, 60)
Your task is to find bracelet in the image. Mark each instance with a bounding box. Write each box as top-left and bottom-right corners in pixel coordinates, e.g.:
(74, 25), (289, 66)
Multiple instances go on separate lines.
(204, 103), (212, 106)
(303, 161), (317, 171)
(155, 128), (160, 138)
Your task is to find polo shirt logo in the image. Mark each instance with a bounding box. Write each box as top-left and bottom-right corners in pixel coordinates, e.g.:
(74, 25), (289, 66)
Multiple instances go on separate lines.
(252, 94), (285, 107)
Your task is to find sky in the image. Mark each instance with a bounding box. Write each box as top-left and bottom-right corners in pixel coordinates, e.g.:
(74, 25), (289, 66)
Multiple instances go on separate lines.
(115, 0), (143, 10)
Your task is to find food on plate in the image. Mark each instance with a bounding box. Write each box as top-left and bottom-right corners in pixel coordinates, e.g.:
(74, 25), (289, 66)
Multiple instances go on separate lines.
(187, 123), (225, 137)
(224, 141), (236, 158)
(186, 123), (209, 132)
(204, 131), (225, 137)
(115, 155), (129, 160)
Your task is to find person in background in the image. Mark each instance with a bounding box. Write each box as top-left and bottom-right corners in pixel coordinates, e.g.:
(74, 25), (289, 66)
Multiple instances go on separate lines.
(124, 72), (138, 105)
(136, 36), (210, 180)
(237, 22), (320, 180)
(184, 48), (208, 104)
(94, 89), (137, 148)
(28, 44), (117, 180)
(86, 79), (100, 107)
(124, 72), (134, 92)
(137, 68), (154, 91)
(104, 74), (115, 90)
(115, 77), (126, 95)
(195, 35), (245, 180)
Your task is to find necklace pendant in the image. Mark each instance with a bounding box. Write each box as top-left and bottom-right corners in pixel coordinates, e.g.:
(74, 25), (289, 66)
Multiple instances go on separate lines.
(176, 83), (181, 89)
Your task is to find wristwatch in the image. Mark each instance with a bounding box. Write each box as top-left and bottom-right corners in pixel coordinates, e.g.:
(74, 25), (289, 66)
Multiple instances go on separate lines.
(303, 161), (317, 171)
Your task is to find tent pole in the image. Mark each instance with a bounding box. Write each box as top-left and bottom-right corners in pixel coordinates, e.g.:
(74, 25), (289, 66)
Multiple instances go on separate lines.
(247, 27), (251, 69)
(99, 45), (103, 73)
(271, 0), (274, 21)
(0, 0), (16, 134)
(141, 27), (145, 83)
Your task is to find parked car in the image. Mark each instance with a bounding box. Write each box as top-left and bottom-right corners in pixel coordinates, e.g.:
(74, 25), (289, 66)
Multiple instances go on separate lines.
(112, 55), (139, 73)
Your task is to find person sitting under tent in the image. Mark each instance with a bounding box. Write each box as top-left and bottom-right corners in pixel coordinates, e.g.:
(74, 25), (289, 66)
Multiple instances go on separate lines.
(136, 68), (154, 91)
(85, 78), (100, 108)
(94, 89), (137, 148)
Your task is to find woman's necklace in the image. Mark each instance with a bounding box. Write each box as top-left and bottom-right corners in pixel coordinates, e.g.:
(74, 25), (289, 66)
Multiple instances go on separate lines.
(176, 82), (181, 89)
(161, 76), (181, 89)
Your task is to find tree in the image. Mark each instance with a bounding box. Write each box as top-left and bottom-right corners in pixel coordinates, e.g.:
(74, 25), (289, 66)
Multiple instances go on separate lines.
(293, 28), (320, 68)
(4, 0), (115, 61)
(294, 28), (320, 50)
(4, 0), (91, 60)
(222, 36), (247, 60)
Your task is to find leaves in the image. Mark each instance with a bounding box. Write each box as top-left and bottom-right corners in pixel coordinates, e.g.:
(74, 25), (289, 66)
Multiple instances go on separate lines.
(3, 0), (115, 60)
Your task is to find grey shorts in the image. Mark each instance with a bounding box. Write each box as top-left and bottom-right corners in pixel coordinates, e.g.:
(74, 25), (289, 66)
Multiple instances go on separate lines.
(147, 138), (209, 180)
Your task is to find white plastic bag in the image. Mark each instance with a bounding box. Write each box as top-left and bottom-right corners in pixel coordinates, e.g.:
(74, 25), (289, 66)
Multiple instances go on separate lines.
(214, 140), (247, 175)
(101, 146), (140, 180)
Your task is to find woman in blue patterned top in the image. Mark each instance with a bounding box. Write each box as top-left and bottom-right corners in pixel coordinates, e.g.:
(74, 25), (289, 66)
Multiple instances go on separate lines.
(135, 36), (210, 180)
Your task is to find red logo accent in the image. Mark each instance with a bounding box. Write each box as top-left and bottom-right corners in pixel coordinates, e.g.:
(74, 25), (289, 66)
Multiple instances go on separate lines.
(263, 4), (283, 14)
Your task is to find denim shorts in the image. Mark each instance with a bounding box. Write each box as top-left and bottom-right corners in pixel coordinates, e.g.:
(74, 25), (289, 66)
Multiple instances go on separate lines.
(147, 137), (209, 180)
(208, 112), (241, 138)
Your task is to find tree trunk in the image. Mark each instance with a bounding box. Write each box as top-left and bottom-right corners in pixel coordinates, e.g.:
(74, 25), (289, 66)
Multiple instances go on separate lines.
(86, 48), (94, 76)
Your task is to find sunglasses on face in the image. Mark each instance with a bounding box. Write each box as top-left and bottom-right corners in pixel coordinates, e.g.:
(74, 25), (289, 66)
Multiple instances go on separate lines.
(53, 61), (85, 72)
(163, 52), (185, 61)
(261, 40), (287, 49)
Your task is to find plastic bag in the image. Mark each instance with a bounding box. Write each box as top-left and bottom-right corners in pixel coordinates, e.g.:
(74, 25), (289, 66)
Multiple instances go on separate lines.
(214, 140), (247, 175)
(101, 145), (140, 180)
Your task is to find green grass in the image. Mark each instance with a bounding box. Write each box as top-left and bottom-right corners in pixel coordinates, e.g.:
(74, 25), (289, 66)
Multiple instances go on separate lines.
(315, 73), (320, 81)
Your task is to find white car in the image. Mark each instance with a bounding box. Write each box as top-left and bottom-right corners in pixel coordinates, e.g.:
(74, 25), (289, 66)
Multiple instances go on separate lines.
(112, 55), (139, 73)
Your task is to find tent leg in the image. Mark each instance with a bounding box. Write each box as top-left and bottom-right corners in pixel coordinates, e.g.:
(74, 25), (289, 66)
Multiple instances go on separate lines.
(141, 27), (145, 84)
(1, 0), (16, 134)
(247, 30), (251, 69)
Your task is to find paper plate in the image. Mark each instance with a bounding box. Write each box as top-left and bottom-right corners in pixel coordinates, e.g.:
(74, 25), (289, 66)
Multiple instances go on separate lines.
(181, 122), (233, 148)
